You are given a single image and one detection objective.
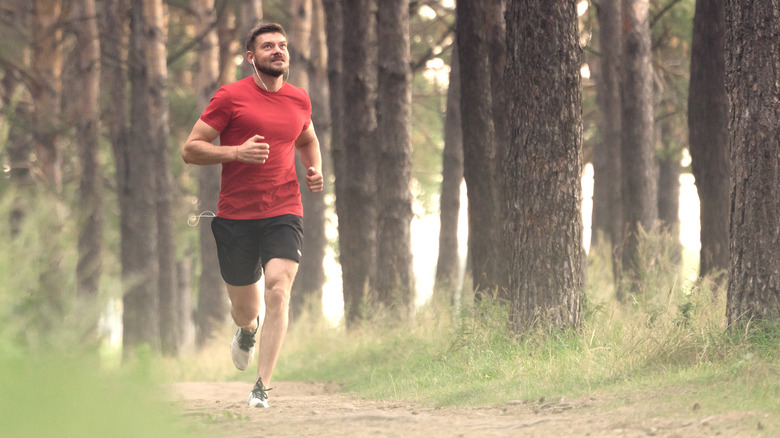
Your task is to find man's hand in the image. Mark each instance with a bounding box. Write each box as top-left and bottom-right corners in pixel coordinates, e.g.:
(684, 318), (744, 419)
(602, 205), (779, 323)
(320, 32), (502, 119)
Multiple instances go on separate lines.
(236, 135), (270, 164)
(305, 167), (324, 193)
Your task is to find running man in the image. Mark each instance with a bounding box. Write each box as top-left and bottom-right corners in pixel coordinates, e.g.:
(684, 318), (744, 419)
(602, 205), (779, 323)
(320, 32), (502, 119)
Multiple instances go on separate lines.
(182, 22), (323, 408)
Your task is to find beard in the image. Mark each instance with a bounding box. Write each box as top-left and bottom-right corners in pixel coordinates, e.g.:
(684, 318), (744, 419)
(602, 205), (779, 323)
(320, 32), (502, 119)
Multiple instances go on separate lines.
(257, 60), (287, 78)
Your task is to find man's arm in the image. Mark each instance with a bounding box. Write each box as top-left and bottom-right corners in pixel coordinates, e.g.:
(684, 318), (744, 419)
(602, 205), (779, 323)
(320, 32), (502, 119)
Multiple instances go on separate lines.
(182, 119), (270, 165)
(295, 123), (324, 193)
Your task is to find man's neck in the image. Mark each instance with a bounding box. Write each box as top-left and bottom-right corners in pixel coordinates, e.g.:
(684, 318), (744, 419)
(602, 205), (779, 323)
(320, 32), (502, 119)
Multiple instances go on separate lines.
(253, 72), (283, 92)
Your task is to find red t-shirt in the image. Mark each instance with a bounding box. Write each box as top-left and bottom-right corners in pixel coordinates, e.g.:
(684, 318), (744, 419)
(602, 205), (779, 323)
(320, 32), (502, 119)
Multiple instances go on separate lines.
(200, 76), (312, 219)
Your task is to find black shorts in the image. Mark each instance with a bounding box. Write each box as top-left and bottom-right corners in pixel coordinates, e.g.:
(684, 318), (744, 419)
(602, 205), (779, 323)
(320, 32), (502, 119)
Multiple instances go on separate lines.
(211, 214), (303, 286)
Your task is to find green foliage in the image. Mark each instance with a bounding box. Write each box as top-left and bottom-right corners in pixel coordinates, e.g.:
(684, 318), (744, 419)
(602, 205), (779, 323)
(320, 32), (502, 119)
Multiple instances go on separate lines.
(0, 351), (201, 438)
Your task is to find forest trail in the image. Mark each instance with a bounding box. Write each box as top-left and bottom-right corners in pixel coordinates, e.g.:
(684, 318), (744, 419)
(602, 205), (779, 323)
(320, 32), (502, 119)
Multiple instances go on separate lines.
(168, 381), (769, 437)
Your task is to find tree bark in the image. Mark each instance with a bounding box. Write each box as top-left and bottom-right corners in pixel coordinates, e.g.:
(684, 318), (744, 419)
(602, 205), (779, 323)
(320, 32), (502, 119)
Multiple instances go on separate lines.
(375, 0), (414, 316)
(433, 46), (464, 305)
(74, 0), (103, 341)
(339, 0), (377, 326)
(291, 0), (331, 322)
(620, 0), (657, 298)
(122, 0), (162, 355)
(457, 0), (502, 300)
(193, 0), (229, 349)
(725, 0), (780, 326)
(689, 0), (729, 278)
(592, 0), (623, 273)
(503, 0), (583, 333)
(289, 0), (329, 322)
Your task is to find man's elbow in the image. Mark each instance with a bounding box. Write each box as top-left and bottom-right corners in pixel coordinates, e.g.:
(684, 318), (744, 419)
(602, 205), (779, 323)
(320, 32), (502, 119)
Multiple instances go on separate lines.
(181, 144), (195, 164)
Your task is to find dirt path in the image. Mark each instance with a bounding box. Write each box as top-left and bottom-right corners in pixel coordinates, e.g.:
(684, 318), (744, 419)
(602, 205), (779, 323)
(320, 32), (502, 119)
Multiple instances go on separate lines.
(169, 381), (771, 437)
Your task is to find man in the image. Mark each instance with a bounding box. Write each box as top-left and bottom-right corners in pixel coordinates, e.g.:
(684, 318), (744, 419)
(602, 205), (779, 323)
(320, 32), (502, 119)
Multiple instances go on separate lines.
(182, 22), (323, 408)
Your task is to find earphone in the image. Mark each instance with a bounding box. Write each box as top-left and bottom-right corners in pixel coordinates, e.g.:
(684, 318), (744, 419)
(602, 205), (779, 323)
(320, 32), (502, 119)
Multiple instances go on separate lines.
(249, 56), (288, 90)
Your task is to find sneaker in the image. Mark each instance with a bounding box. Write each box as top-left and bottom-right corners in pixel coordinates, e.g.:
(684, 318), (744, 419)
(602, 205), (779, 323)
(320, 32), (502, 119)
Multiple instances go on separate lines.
(248, 377), (272, 408)
(230, 316), (259, 371)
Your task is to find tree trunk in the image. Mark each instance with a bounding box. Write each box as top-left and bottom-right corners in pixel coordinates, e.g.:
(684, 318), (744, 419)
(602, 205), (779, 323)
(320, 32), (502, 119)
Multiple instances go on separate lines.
(323, 0), (346, 321)
(123, 0), (162, 355)
(656, 120), (681, 231)
(457, 0), (502, 300)
(339, 0), (377, 326)
(620, 0), (657, 298)
(191, 0), (229, 348)
(725, 0), (780, 326)
(3, 4), (34, 238)
(503, 0), (583, 333)
(239, 1), (263, 79)
(592, 0), (623, 275)
(74, 0), (103, 341)
(141, 0), (179, 357)
(31, 0), (63, 192)
(689, 0), (728, 278)
(291, 0), (330, 322)
(375, 0), (414, 316)
(31, 0), (65, 323)
(433, 46), (464, 305)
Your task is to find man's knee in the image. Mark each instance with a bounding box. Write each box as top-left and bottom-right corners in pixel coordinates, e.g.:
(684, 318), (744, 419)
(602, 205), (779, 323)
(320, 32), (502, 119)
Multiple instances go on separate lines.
(264, 285), (290, 312)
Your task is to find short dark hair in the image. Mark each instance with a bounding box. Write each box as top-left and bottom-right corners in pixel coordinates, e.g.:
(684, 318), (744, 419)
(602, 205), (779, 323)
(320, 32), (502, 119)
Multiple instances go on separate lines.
(245, 23), (287, 52)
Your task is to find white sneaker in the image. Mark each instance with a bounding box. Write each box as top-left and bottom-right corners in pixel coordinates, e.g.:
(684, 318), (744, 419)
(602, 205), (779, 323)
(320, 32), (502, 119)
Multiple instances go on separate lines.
(248, 377), (271, 408)
(230, 317), (258, 371)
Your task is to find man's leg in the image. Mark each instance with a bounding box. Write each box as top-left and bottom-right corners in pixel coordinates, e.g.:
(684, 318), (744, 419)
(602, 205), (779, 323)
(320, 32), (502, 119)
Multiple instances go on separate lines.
(255, 257), (298, 385)
(226, 283), (262, 332)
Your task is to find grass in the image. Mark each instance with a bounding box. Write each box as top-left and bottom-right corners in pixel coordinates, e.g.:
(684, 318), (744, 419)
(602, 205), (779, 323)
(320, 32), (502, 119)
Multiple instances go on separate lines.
(2, 199), (778, 435)
(263, 231), (780, 431)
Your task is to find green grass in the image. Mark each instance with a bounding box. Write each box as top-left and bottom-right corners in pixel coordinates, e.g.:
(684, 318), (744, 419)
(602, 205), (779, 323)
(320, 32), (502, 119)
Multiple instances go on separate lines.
(268, 232), (780, 429)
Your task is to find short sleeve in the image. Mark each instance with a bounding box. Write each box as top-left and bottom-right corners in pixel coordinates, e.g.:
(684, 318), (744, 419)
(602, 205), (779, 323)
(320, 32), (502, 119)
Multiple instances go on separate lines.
(200, 86), (233, 133)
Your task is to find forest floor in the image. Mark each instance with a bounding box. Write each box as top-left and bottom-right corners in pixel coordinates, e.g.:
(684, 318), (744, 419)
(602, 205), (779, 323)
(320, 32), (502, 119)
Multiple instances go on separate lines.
(168, 381), (772, 437)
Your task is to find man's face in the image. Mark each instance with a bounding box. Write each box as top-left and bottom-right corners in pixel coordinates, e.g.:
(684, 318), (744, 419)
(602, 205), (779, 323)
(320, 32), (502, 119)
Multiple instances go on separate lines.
(251, 32), (289, 78)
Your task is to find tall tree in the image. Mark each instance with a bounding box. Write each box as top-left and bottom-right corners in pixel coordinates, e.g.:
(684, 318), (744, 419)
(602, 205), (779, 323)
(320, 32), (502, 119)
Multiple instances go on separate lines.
(31, 0), (63, 192)
(144, 0), (179, 357)
(725, 0), (780, 326)
(289, 0), (329, 322)
(433, 46), (464, 304)
(375, 0), (414, 315)
(689, 0), (728, 278)
(3, 3), (34, 237)
(291, 0), (331, 321)
(31, 0), (65, 322)
(456, 0), (502, 300)
(339, 0), (377, 325)
(620, 0), (657, 297)
(193, 0), (229, 348)
(503, 0), (583, 333)
(73, 0), (103, 340)
(122, 0), (163, 354)
(592, 0), (623, 283)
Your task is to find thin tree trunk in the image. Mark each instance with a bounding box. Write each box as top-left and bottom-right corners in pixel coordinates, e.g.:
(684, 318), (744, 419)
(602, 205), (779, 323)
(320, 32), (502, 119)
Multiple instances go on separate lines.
(323, 0), (346, 321)
(375, 0), (414, 316)
(457, 0), (502, 301)
(239, 1), (263, 79)
(193, 0), (229, 349)
(339, 0), (377, 326)
(31, 0), (63, 192)
(620, 0), (657, 298)
(74, 0), (103, 341)
(433, 46), (464, 306)
(592, 0), (623, 283)
(725, 0), (780, 326)
(689, 0), (728, 278)
(291, 0), (330, 322)
(656, 120), (681, 233)
(123, 0), (162, 355)
(504, 0), (583, 333)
